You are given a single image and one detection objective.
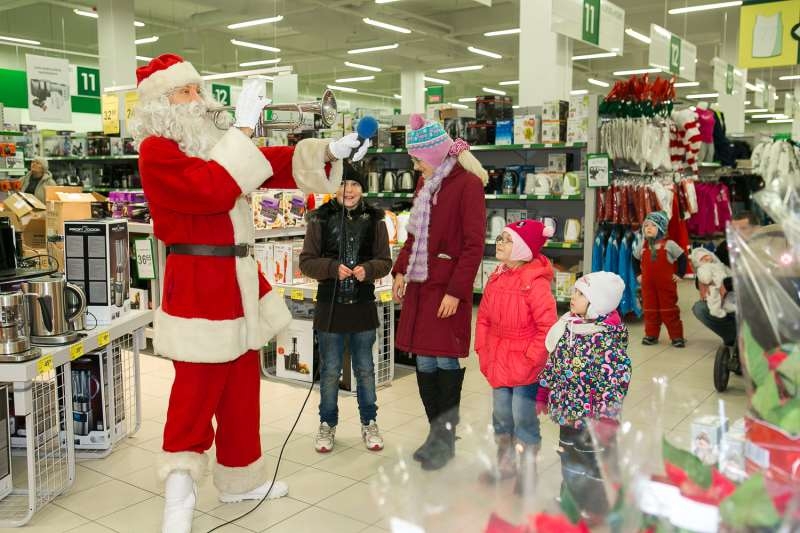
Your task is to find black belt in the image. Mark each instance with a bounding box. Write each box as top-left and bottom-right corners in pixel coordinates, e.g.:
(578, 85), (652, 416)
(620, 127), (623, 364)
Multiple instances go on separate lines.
(167, 244), (253, 258)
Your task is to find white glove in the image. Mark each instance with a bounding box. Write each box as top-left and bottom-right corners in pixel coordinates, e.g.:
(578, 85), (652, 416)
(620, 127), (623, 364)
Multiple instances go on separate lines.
(329, 133), (371, 162)
(234, 80), (270, 129)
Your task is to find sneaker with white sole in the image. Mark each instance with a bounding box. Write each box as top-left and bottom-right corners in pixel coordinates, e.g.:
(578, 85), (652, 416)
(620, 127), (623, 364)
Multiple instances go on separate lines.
(315, 422), (336, 453)
(362, 420), (384, 451)
(218, 479), (289, 503)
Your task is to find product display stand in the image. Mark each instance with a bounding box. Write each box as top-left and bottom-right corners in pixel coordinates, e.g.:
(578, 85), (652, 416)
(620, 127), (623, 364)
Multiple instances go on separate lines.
(0, 309), (151, 527)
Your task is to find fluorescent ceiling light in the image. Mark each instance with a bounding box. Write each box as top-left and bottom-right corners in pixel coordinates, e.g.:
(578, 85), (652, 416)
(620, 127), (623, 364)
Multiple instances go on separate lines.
(752, 113), (788, 119)
(345, 61), (382, 72)
(393, 94), (402, 99)
(744, 108), (768, 113)
(458, 97), (477, 102)
(227, 16), (283, 30)
(779, 74), (800, 81)
(745, 82), (763, 92)
(231, 39), (280, 53)
(0, 35), (40, 45)
(613, 68), (661, 76)
(668, 1), (742, 15)
(134, 36), (159, 45)
(424, 76), (450, 85)
(437, 65), (483, 73)
(625, 28), (651, 44)
(201, 66), (291, 81)
(240, 58), (281, 67)
(587, 78), (609, 88)
(484, 28), (520, 37)
(653, 25), (671, 38)
(767, 118), (793, 123)
(134, 21), (145, 27)
(674, 81), (700, 87)
(483, 87), (506, 95)
(468, 46), (502, 59)
(103, 84), (137, 93)
(499, 80), (520, 86)
(75, 9), (144, 27)
(570, 89), (589, 95)
(376, 0), (400, 3)
(348, 43), (399, 54)
(136, 55), (152, 62)
(335, 75), (375, 83)
(774, 94), (780, 100)
(512, 105), (520, 109)
(327, 84), (358, 93)
(363, 17), (411, 34)
(247, 75), (273, 81)
(572, 52), (618, 60)
(448, 103), (469, 109)
(685, 92), (719, 99)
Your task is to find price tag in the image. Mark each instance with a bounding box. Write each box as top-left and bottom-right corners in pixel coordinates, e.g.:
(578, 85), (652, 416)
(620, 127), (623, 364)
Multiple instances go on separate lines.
(562, 243), (572, 248)
(587, 153), (610, 188)
(522, 144), (531, 149)
(519, 194), (527, 200)
(377, 193), (385, 198)
(101, 94), (120, 135)
(135, 238), (156, 280)
(536, 195), (547, 200)
(278, 288), (286, 297)
(70, 342), (85, 360)
(380, 291), (392, 303)
(376, 148), (384, 153)
(291, 289), (304, 301)
(544, 143), (553, 148)
(37, 355), (54, 375)
(98, 331), (110, 347)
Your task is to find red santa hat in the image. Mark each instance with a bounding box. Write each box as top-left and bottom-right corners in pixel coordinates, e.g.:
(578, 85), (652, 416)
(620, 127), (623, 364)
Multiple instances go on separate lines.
(136, 53), (202, 102)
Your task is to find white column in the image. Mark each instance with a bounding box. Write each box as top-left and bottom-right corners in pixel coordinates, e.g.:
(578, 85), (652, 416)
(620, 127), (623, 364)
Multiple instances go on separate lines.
(792, 83), (800, 141)
(518, 0), (573, 106)
(96, 0), (136, 90)
(717, 9), (745, 134)
(400, 71), (425, 115)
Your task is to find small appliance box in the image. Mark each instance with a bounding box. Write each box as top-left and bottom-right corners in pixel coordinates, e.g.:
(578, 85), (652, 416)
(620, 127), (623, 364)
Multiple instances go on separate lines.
(254, 242), (274, 282)
(506, 209), (528, 224)
(541, 121), (566, 144)
(64, 219), (130, 324)
(514, 115), (541, 144)
(251, 190), (306, 229)
(270, 241), (306, 286)
(568, 95), (591, 119)
(567, 117), (590, 144)
(481, 259), (499, 289)
(542, 100), (568, 121)
(554, 272), (576, 300)
(275, 319), (316, 382)
(691, 415), (728, 465)
(494, 120), (514, 145)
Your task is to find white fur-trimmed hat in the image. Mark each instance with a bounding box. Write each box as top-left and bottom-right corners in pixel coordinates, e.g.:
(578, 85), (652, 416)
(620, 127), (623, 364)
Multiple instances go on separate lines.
(574, 271), (625, 319)
(136, 53), (202, 101)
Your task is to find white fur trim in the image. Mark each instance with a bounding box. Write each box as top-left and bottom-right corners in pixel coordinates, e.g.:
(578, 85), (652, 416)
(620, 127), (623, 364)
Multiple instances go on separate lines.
(137, 61), (202, 102)
(210, 128), (273, 194)
(291, 138), (343, 194)
(157, 451), (208, 484)
(458, 151), (489, 185)
(214, 455), (269, 494)
(255, 289), (292, 345)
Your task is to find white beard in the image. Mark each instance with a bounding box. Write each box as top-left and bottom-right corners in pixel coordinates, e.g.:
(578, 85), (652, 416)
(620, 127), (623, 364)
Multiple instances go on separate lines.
(129, 95), (232, 160)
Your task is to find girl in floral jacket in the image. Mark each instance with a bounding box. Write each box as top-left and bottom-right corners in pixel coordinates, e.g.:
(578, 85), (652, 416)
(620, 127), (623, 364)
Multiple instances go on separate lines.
(538, 271), (631, 521)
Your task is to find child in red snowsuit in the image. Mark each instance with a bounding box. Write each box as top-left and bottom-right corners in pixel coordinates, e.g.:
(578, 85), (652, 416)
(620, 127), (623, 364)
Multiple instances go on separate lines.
(633, 211), (687, 348)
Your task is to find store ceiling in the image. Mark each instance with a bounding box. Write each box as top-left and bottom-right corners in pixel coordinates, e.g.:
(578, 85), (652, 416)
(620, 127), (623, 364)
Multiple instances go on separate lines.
(0, 0), (796, 110)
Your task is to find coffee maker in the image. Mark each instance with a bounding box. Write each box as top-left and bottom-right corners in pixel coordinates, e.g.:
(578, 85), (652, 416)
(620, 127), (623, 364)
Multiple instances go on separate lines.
(0, 291), (41, 363)
(284, 337), (300, 372)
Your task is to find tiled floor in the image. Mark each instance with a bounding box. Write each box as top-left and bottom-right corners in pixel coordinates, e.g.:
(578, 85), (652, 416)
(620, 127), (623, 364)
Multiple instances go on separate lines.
(4, 282), (749, 532)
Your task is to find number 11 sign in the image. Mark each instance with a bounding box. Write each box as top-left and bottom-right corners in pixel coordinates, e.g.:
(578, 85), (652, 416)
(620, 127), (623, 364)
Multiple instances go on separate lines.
(551, 0), (625, 54)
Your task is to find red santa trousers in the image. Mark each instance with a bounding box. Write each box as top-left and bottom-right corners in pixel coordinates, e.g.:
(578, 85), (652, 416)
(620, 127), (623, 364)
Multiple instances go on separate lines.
(641, 243), (684, 340)
(162, 350), (265, 494)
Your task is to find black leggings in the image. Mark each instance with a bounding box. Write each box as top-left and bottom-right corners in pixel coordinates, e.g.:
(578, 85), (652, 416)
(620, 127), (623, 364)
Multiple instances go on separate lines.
(558, 425), (613, 515)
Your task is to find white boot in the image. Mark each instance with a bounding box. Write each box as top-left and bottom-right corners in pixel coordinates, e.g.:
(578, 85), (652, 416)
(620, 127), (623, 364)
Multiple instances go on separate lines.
(218, 479), (289, 503)
(162, 470), (196, 533)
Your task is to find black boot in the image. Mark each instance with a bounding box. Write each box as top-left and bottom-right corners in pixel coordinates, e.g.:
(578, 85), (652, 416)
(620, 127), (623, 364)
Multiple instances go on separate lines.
(421, 367), (465, 471)
(413, 370), (440, 462)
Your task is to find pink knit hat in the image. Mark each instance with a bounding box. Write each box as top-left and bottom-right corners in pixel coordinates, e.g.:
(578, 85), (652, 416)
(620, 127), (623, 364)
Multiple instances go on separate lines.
(406, 113), (454, 168)
(503, 219), (554, 261)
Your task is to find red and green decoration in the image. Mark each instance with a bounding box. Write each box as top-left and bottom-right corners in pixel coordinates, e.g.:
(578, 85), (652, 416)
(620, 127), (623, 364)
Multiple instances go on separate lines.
(599, 75), (676, 119)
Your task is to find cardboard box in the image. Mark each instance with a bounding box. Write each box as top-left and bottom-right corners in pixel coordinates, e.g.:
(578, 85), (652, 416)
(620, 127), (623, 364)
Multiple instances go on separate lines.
(569, 95), (591, 119)
(495, 120), (514, 145)
(691, 415), (729, 465)
(567, 117), (590, 144)
(466, 121), (496, 146)
(481, 259), (499, 289)
(130, 288), (149, 311)
(254, 242), (274, 283)
(251, 190), (306, 229)
(443, 117), (471, 140)
(45, 187), (106, 240)
(542, 100), (568, 121)
(275, 319), (316, 382)
(541, 120), (566, 144)
(554, 272), (576, 300)
(271, 241), (305, 286)
(548, 154), (568, 173)
(3, 192), (44, 219)
(514, 116), (541, 144)
(64, 219), (130, 324)
(506, 209), (528, 224)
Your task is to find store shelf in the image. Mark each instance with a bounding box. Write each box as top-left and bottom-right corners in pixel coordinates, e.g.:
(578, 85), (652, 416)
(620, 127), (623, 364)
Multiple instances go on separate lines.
(367, 142), (586, 155)
(699, 162), (722, 168)
(0, 169), (26, 176)
(364, 192), (415, 199)
(255, 227), (306, 239)
(274, 283), (393, 303)
(128, 222), (155, 235)
(365, 192), (584, 201)
(45, 155), (139, 161)
(0, 131), (25, 137)
(485, 240), (582, 249)
(473, 287), (570, 303)
(83, 187), (141, 193)
(0, 310), (152, 382)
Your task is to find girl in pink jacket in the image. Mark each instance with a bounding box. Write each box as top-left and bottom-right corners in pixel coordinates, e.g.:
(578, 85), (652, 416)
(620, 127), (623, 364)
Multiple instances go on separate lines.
(475, 219), (558, 494)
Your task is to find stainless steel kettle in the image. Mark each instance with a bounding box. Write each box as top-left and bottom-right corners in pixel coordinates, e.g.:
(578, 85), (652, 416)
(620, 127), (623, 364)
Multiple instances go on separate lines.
(398, 170), (415, 192)
(382, 170), (396, 192)
(21, 275), (87, 344)
(368, 172), (381, 193)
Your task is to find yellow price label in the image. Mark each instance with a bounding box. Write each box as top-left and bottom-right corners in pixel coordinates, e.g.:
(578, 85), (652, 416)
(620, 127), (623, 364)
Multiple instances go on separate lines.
(98, 331), (110, 347)
(37, 355), (54, 375)
(291, 289), (304, 301)
(70, 343), (85, 360)
(278, 288), (285, 297)
(380, 291), (392, 303)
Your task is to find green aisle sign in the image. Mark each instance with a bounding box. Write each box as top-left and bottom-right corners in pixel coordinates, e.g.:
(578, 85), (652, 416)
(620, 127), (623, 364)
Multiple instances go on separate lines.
(726, 64), (734, 95)
(669, 35), (682, 75)
(426, 85), (444, 105)
(582, 0), (601, 46)
(76, 67), (100, 98)
(211, 84), (231, 106)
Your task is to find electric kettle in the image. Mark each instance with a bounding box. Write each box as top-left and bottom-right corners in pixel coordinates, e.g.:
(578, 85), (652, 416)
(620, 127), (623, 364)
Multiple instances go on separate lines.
(398, 170), (415, 192)
(523, 171), (538, 195)
(368, 172), (381, 193)
(488, 211), (507, 239)
(21, 275), (87, 345)
(501, 169), (518, 195)
(533, 174), (553, 196)
(563, 172), (581, 196)
(540, 217), (558, 239)
(564, 218), (582, 242)
(382, 170), (397, 193)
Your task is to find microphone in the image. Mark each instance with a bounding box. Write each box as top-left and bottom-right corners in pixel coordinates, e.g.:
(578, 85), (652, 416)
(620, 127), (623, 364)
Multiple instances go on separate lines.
(350, 116), (379, 159)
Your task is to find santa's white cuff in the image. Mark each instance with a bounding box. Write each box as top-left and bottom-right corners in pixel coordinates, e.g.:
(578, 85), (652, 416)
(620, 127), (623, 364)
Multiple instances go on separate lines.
(292, 138), (343, 194)
(210, 128), (273, 194)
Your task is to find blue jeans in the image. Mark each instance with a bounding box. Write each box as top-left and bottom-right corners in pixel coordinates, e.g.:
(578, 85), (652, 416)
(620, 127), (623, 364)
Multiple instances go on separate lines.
(317, 330), (378, 427)
(415, 355), (461, 373)
(692, 301), (737, 346)
(492, 383), (541, 445)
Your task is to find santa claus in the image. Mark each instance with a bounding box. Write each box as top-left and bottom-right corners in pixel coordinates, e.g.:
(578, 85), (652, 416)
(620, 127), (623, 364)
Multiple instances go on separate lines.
(129, 54), (369, 533)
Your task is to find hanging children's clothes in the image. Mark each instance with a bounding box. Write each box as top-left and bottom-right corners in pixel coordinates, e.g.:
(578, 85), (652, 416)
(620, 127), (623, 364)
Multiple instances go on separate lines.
(618, 231), (642, 318)
(696, 107), (716, 162)
(592, 230), (607, 273)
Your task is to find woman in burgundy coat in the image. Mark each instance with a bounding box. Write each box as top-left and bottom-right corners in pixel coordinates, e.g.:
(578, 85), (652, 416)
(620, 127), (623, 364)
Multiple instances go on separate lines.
(392, 114), (487, 470)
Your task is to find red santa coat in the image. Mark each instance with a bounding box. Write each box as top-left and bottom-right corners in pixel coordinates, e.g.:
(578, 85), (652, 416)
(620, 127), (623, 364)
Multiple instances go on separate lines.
(139, 128), (342, 363)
